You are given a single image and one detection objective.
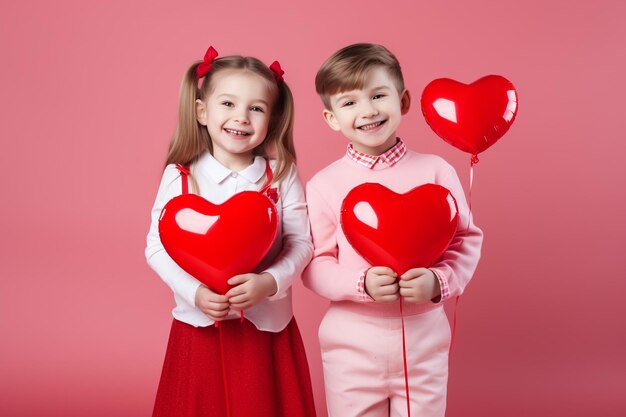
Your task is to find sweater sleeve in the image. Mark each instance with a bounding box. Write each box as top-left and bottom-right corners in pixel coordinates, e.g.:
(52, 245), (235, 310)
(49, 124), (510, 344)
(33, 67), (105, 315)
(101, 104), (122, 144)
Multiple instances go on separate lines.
(262, 165), (314, 300)
(429, 165), (484, 302)
(301, 180), (370, 302)
(145, 165), (202, 307)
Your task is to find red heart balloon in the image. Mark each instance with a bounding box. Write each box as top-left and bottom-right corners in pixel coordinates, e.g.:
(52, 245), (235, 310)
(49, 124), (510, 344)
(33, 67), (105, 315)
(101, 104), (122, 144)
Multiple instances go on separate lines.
(158, 192), (278, 294)
(341, 183), (459, 274)
(421, 75), (518, 157)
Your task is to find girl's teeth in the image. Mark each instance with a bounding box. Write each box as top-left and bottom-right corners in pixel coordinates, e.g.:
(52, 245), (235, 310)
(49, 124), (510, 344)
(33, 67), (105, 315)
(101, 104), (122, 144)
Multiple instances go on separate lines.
(226, 129), (248, 136)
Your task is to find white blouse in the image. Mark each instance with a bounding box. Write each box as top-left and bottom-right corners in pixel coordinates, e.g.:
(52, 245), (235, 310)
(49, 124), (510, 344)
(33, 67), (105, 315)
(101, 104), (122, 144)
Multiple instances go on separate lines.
(145, 152), (313, 332)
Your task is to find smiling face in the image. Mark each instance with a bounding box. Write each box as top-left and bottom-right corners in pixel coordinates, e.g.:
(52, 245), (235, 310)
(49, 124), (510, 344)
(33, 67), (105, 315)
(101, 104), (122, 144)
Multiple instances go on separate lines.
(323, 66), (411, 156)
(196, 69), (276, 170)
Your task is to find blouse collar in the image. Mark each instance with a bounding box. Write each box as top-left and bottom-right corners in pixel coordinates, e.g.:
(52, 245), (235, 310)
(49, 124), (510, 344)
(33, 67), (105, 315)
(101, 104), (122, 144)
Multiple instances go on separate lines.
(197, 152), (267, 184)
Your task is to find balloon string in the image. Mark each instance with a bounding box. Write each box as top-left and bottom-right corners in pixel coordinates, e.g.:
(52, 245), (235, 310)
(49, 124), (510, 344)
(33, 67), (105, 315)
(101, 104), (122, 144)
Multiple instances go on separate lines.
(449, 295), (460, 355)
(466, 155), (476, 235)
(259, 159), (274, 194)
(218, 324), (232, 417)
(453, 154), (473, 355)
(399, 298), (411, 417)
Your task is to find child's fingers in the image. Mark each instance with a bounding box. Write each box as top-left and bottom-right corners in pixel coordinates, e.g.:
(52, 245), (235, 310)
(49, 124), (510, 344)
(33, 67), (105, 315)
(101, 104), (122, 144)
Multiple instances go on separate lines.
(205, 301), (230, 311)
(375, 274), (398, 286)
(378, 293), (400, 303)
(399, 287), (414, 297)
(206, 293), (229, 303)
(225, 282), (249, 299)
(228, 293), (249, 305)
(400, 268), (430, 280)
(206, 310), (229, 320)
(230, 298), (252, 310)
(369, 266), (397, 276)
(227, 274), (251, 286)
(230, 300), (252, 311)
(207, 307), (230, 317)
(398, 279), (414, 288)
(378, 282), (399, 295)
(199, 302), (230, 318)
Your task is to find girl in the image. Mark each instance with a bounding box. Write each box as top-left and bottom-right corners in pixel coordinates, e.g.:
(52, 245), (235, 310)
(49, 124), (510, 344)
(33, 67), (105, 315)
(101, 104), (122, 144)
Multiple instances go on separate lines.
(145, 46), (317, 417)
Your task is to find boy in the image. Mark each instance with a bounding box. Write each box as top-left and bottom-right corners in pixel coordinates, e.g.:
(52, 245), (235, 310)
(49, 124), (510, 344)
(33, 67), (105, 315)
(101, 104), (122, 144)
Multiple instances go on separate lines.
(302, 43), (483, 417)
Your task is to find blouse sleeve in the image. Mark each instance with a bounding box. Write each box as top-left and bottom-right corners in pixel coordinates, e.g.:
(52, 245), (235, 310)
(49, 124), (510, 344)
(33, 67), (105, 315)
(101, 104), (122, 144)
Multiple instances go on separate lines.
(145, 165), (202, 307)
(263, 164), (314, 300)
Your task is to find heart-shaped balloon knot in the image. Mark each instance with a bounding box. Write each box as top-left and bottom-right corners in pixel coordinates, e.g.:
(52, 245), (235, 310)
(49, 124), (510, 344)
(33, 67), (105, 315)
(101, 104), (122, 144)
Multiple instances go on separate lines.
(176, 164), (191, 175)
(470, 154), (479, 166)
(265, 187), (279, 204)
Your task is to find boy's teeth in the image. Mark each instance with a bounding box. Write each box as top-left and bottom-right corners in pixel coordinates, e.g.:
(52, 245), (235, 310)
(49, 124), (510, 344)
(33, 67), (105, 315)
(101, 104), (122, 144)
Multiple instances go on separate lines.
(360, 121), (382, 130)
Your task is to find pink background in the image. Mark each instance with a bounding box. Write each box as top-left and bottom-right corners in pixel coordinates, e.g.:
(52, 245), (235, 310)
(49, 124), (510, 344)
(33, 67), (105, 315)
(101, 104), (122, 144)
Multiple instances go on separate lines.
(1, 1), (625, 416)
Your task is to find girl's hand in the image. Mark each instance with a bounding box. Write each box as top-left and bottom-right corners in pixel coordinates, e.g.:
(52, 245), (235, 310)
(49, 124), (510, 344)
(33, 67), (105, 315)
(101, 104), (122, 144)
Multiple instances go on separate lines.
(195, 284), (231, 321)
(225, 272), (278, 311)
(365, 266), (399, 302)
(398, 268), (441, 304)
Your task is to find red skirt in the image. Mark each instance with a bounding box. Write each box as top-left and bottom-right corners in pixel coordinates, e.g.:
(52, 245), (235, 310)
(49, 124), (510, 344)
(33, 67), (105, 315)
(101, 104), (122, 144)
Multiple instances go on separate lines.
(152, 318), (317, 417)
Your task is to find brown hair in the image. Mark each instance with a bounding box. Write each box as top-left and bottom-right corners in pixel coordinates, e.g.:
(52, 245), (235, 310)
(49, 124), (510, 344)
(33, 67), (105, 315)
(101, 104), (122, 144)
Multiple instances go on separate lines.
(165, 54), (296, 186)
(315, 43), (405, 109)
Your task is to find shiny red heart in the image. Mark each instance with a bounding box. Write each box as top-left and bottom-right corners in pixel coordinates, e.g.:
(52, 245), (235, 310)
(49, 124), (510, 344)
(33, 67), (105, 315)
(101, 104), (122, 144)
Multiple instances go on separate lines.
(158, 192), (278, 294)
(421, 75), (518, 157)
(341, 183), (459, 274)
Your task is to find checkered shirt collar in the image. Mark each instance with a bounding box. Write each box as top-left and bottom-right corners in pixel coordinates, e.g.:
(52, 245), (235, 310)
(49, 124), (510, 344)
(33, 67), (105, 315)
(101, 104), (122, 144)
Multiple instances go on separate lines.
(346, 138), (407, 169)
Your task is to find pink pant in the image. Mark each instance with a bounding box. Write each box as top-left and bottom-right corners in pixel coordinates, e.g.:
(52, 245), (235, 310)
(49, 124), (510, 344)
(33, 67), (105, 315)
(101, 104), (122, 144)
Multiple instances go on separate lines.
(319, 306), (451, 417)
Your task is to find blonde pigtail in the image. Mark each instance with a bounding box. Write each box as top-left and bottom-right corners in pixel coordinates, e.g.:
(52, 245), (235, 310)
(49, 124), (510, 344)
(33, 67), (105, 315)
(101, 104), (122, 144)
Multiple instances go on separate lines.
(165, 63), (210, 168)
(269, 81), (296, 184)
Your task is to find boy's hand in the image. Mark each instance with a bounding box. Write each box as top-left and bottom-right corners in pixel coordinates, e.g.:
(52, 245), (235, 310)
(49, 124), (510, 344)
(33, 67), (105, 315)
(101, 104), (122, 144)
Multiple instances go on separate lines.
(225, 272), (278, 311)
(195, 284), (230, 321)
(398, 268), (441, 304)
(365, 266), (399, 302)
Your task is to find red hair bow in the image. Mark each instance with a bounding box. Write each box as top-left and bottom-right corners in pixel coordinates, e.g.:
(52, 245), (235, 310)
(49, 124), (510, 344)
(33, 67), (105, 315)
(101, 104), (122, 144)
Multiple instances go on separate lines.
(196, 46), (219, 78)
(269, 61), (284, 84)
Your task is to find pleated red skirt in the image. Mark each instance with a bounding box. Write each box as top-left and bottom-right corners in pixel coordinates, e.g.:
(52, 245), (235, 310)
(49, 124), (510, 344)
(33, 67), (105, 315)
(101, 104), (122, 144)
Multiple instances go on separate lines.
(152, 318), (317, 417)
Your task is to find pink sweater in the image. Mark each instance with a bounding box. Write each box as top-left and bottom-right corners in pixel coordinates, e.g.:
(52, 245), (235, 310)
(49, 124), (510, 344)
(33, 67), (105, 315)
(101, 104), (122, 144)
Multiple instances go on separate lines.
(302, 149), (483, 317)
